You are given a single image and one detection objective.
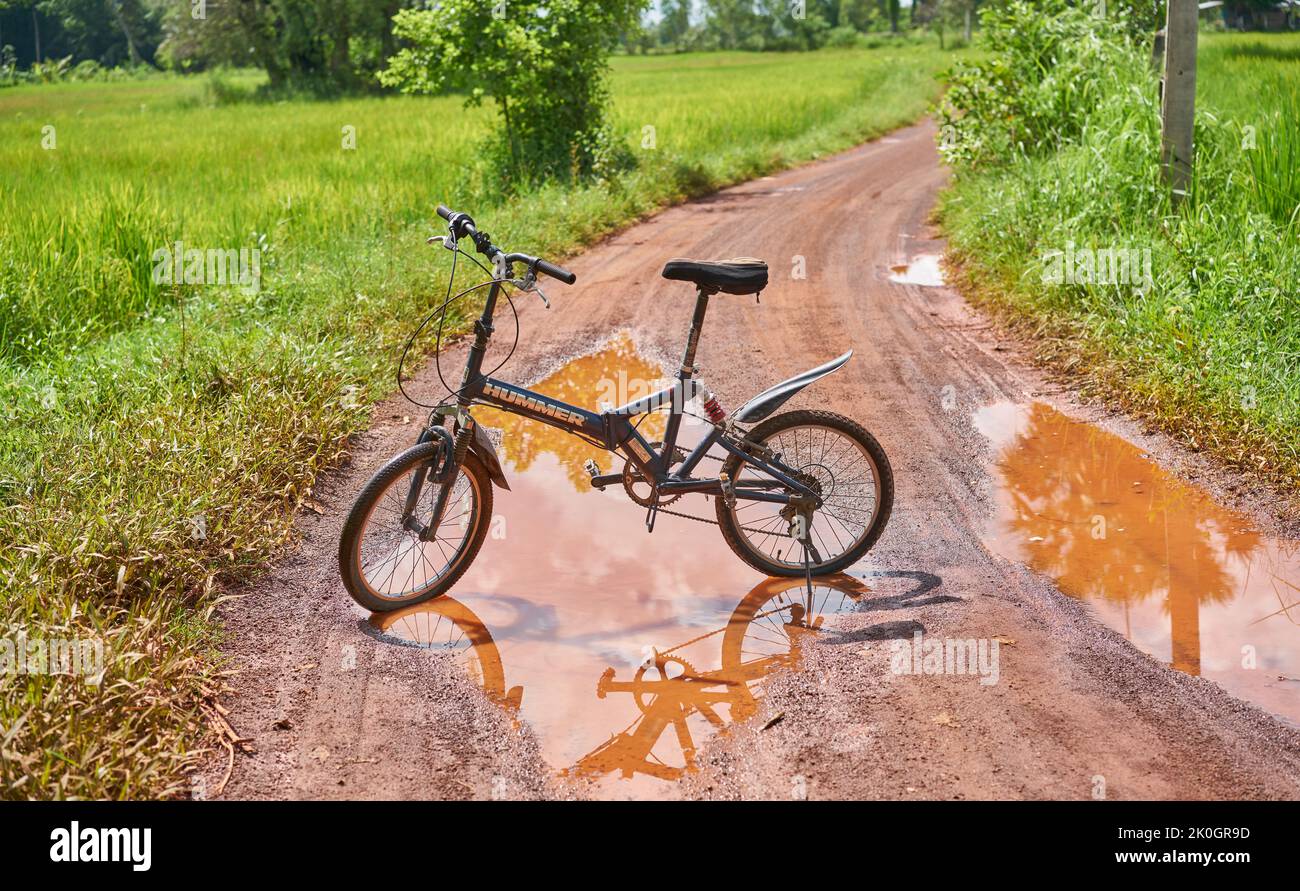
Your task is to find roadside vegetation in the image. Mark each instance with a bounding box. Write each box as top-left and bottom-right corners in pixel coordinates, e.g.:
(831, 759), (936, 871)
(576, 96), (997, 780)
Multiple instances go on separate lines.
(937, 1), (1300, 491)
(0, 39), (960, 798)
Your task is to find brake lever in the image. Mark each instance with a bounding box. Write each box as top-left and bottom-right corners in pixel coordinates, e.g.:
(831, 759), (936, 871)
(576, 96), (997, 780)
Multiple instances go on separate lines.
(514, 267), (550, 309)
(427, 233), (458, 253)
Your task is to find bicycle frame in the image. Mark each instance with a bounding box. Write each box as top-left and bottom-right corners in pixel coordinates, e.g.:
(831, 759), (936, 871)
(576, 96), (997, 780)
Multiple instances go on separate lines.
(452, 279), (820, 510)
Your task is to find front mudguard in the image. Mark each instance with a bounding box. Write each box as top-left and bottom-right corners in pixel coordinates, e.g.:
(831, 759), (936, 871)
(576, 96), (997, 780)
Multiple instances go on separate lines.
(469, 422), (511, 491)
(417, 422), (511, 491)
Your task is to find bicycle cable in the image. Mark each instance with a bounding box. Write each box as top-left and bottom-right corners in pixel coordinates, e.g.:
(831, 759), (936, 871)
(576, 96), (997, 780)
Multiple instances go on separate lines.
(396, 237), (523, 410)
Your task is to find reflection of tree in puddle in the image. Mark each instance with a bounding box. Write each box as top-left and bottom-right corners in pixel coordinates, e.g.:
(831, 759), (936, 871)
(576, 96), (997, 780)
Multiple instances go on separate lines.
(989, 402), (1267, 675)
(474, 333), (668, 490)
(365, 574), (871, 784)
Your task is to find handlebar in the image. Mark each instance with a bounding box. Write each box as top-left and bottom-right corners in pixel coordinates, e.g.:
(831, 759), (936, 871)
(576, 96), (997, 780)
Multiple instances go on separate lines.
(436, 204), (576, 286)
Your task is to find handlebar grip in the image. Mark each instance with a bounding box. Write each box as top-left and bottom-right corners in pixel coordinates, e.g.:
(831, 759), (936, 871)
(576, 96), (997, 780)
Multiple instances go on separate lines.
(436, 204), (453, 221)
(536, 258), (577, 286)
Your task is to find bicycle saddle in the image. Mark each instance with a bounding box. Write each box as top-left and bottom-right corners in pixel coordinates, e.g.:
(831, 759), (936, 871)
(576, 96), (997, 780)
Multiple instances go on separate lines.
(661, 257), (768, 295)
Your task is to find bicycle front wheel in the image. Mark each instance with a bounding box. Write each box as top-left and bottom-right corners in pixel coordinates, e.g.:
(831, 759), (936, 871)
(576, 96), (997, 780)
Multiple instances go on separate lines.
(339, 441), (493, 612)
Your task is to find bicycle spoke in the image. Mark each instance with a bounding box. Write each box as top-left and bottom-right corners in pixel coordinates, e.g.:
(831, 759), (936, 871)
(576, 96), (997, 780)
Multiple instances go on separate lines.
(729, 423), (881, 571)
(357, 463), (480, 601)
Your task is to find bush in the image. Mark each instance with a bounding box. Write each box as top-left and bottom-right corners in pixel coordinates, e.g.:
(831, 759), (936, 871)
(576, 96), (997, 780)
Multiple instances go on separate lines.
(30, 56), (74, 84)
(825, 25), (863, 48)
(381, 0), (644, 189)
(71, 60), (103, 81)
(937, 0), (1146, 168)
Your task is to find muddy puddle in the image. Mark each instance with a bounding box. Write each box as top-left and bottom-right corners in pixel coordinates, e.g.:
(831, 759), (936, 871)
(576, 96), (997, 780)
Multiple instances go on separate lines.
(365, 335), (886, 797)
(977, 401), (1300, 726)
(889, 254), (945, 287)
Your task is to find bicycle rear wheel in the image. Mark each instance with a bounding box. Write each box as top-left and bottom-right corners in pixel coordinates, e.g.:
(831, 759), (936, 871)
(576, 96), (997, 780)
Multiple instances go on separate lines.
(715, 409), (892, 577)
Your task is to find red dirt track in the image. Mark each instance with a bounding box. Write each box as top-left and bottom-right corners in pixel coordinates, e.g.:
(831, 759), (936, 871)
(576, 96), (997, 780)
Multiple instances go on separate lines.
(203, 120), (1300, 801)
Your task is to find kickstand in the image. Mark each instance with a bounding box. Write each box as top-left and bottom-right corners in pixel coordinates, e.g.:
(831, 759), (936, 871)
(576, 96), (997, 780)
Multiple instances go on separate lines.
(802, 537), (814, 599)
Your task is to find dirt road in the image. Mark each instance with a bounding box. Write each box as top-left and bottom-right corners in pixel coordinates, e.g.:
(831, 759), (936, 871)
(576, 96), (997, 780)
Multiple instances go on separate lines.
(204, 120), (1300, 801)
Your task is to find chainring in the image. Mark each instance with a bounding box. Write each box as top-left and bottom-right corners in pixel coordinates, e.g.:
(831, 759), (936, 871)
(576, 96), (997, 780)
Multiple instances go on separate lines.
(621, 441), (686, 507)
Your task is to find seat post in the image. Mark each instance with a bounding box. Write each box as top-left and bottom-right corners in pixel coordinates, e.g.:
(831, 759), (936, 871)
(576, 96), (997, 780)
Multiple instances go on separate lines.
(658, 287), (712, 470)
(678, 287), (712, 382)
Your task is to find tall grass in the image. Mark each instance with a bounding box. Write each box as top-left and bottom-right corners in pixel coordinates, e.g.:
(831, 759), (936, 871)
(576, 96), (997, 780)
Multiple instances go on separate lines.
(939, 24), (1300, 486)
(0, 44), (959, 798)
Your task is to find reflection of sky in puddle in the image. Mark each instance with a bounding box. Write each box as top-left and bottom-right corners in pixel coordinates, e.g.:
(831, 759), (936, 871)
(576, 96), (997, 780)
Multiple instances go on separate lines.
(368, 335), (883, 797)
(889, 254), (945, 287)
(976, 401), (1300, 727)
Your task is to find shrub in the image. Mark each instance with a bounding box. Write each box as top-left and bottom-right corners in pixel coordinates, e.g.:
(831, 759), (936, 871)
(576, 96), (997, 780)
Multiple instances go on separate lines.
(825, 25), (862, 48)
(937, 0), (1147, 168)
(380, 0), (644, 189)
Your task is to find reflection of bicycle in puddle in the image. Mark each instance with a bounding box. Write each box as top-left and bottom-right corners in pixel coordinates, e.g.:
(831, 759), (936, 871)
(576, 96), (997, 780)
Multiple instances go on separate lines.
(572, 574), (870, 781)
(364, 573), (873, 783)
(365, 597), (524, 716)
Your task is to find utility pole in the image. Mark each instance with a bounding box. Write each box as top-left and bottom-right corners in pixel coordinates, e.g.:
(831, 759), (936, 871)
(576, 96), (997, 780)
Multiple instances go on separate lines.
(1160, 0), (1198, 203)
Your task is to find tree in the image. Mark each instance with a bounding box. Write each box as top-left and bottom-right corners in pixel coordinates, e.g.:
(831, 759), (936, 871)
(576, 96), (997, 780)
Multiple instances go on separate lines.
(42, 0), (164, 66)
(0, 0), (166, 67)
(917, 0), (972, 47)
(658, 0), (691, 51)
(702, 0), (761, 49)
(838, 0), (879, 31)
(380, 0), (646, 186)
(190, 0), (418, 92)
(156, 0), (256, 71)
(618, 8), (655, 54)
(758, 0), (832, 50)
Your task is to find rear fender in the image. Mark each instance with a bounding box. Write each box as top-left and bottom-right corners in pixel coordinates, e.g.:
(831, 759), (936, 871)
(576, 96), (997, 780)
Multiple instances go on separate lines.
(732, 350), (853, 423)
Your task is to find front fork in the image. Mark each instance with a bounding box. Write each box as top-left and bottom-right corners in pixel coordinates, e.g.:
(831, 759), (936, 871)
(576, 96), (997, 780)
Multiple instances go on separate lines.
(402, 408), (471, 542)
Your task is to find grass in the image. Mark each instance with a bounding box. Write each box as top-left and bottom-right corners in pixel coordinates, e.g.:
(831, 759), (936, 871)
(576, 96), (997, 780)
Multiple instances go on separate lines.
(0, 43), (959, 798)
(1198, 34), (1300, 228)
(938, 30), (1300, 492)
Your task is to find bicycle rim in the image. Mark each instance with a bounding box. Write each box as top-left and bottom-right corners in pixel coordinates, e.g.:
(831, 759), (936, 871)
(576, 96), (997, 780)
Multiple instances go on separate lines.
(728, 423), (881, 571)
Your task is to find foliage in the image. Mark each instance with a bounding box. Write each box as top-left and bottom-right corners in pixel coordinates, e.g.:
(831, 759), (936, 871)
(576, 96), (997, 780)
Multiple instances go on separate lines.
(40, 0), (163, 66)
(217, 0), (419, 94)
(939, 25), (1300, 497)
(380, 0), (645, 186)
(936, 0), (1140, 167)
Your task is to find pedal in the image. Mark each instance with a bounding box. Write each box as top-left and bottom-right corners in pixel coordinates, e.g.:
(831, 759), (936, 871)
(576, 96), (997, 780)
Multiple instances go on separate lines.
(719, 471), (736, 510)
(584, 459), (604, 489)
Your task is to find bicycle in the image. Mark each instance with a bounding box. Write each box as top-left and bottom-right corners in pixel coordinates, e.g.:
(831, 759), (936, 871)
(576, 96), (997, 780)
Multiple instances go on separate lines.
(339, 204), (894, 612)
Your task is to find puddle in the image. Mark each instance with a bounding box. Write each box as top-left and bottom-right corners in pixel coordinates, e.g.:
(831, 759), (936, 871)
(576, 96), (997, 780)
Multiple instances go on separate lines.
(976, 401), (1300, 726)
(367, 334), (886, 797)
(889, 254), (945, 287)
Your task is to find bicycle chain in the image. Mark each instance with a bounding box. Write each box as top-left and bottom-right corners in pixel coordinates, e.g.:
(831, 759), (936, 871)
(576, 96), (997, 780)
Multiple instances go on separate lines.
(644, 451), (794, 539)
